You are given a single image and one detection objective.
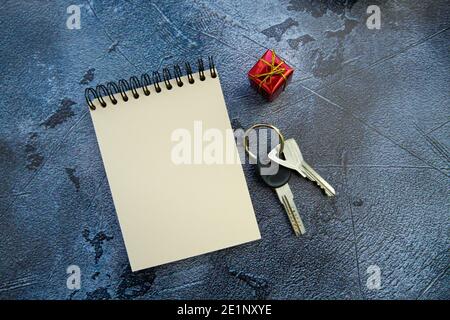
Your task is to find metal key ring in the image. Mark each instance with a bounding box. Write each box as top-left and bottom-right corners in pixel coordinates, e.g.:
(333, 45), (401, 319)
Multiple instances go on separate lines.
(243, 123), (285, 160)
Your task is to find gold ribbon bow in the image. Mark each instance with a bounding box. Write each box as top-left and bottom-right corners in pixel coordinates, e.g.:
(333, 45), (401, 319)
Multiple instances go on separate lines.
(251, 50), (287, 89)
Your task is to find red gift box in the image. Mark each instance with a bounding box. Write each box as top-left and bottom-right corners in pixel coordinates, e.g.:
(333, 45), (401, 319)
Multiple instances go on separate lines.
(248, 49), (294, 101)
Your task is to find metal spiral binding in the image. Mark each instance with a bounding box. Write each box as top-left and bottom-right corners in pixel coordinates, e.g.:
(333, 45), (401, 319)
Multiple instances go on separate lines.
(85, 56), (217, 110)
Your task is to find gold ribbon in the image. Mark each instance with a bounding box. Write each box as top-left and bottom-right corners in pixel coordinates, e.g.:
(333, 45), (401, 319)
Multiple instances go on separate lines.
(250, 50), (287, 89)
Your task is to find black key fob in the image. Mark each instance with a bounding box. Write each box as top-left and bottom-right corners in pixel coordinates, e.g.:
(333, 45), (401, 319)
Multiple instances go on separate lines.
(257, 160), (291, 189)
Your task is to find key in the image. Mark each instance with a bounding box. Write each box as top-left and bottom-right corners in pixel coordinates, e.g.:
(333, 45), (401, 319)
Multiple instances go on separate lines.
(268, 138), (336, 197)
(258, 160), (306, 236)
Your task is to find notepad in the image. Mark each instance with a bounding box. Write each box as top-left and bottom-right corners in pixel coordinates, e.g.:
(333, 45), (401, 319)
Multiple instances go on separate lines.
(86, 60), (260, 271)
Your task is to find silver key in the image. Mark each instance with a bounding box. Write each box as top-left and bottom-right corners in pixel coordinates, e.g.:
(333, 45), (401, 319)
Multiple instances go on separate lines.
(258, 161), (306, 236)
(268, 138), (336, 197)
(276, 184), (306, 236)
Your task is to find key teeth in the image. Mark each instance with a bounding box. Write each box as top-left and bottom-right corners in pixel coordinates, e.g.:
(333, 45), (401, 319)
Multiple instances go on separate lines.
(303, 164), (335, 196)
(320, 185), (335, 197)
(297, 225), (306, 236)
(315, 181), (334, 197)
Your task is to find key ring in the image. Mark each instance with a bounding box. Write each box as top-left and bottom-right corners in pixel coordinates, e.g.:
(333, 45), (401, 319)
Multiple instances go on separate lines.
(243, 123), (285, 160)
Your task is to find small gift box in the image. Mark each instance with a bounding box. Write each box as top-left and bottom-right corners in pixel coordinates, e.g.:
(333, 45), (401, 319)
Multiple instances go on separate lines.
(248, 49), (294, 101)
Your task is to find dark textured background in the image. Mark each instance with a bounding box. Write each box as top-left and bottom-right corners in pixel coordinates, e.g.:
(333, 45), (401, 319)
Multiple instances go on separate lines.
(0, 0), (449, 300)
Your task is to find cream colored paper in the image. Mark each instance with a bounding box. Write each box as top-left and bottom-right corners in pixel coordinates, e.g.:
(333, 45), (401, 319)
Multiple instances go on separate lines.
(90, 72), (260, 271)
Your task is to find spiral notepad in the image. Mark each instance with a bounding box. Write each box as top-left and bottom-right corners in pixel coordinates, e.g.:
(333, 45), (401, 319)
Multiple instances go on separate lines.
(85, 58), (260, 271)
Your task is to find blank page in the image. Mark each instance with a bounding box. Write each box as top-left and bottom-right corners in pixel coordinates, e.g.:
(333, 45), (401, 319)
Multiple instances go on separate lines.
(90, 72), (260, 271)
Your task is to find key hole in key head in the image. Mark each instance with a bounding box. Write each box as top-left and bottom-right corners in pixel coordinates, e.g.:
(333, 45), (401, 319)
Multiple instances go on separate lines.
(245, 128), (283, 165)
(257, 158), (291, 188)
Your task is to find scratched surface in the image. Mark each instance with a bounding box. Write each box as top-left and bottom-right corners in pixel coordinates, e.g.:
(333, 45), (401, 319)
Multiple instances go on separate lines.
(0, 0), (449, 300)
